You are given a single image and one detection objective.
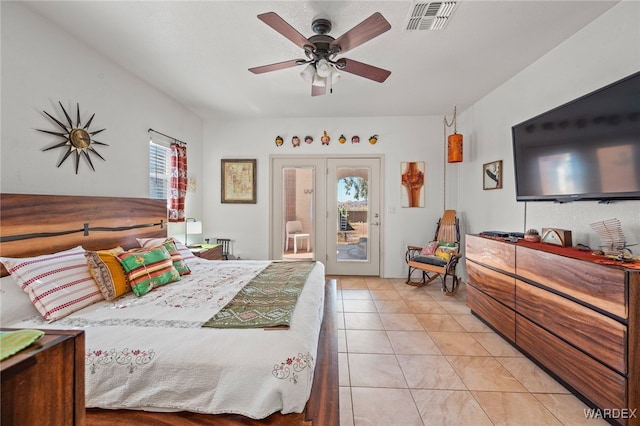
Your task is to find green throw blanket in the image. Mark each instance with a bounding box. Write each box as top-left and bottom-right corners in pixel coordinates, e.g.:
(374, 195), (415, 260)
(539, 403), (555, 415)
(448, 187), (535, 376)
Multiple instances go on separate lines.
(0, 329), (44, 361)
(202, 261), (316, 329)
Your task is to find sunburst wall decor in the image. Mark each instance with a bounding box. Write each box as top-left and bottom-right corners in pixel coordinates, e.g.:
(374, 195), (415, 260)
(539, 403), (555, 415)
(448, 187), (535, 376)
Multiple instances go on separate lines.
(38, 102), (108, 174)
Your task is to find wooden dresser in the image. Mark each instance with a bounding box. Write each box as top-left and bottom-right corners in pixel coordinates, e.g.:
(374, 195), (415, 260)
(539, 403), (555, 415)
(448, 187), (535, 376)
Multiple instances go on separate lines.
(466, 234), (639, 426)
(1, 329), (85, 426)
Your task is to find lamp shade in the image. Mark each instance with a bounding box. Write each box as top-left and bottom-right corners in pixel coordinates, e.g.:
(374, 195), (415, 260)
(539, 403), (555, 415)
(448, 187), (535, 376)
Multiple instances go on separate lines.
(316, 59), (331, 78)
(300, 64), (315, 83)
(187, 221), (202, 235)
(312, 74), (327, 87)
(447, 133), (463, 163)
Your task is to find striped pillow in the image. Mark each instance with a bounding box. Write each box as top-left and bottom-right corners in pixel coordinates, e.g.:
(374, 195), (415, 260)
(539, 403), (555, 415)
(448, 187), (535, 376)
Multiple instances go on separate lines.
(137, 237), (197, 261)
(147, 239), (190, 276)
(118, 246), (180, 296)
(0, 246), (104, 321)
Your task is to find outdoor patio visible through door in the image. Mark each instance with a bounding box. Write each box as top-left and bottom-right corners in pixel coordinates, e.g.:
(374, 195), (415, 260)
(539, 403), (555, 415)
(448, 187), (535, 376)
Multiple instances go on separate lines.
(270, 156), (381, 276)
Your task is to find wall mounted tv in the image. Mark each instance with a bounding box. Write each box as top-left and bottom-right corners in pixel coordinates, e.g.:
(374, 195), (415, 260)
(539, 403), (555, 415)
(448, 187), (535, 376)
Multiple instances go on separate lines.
(512, 71), (640, 202)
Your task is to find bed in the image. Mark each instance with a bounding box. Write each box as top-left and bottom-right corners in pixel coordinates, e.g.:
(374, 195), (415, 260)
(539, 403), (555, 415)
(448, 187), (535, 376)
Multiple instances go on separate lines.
(0, 193), (338, 425)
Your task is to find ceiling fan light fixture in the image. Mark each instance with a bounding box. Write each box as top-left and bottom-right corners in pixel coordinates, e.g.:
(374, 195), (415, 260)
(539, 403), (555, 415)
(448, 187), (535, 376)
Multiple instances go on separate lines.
(312, 74), (327, 87)
(316, 58), (331, 78)
(300, 64), (315, 83)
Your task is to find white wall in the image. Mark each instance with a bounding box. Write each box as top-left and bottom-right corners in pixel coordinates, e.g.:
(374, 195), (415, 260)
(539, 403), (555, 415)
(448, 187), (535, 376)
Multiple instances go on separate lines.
(457, 1), (640, 261)
(0, 2), (204, 235)
(203, 116), (449, 276)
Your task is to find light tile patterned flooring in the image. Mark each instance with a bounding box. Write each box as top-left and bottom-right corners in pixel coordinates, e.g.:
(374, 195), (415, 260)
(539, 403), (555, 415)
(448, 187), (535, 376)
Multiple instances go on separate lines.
(332, 276), (609, 426)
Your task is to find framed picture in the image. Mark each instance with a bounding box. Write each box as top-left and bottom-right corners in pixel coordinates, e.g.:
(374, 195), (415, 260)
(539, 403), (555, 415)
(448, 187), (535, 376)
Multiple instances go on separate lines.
(400, 161), (425, 207)
(221, 159), (256, 203)
(483, 160), (503, 190)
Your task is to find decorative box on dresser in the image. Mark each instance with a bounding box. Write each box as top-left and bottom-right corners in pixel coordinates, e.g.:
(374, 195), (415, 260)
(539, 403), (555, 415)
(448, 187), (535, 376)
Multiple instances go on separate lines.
(466, 234), (639, 426)
(1, 329), (85, 426)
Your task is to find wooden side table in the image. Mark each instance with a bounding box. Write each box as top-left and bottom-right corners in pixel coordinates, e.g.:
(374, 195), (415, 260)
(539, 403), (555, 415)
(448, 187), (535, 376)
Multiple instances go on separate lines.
(1, 329), (85, 425)
(190, 244), (223, 260)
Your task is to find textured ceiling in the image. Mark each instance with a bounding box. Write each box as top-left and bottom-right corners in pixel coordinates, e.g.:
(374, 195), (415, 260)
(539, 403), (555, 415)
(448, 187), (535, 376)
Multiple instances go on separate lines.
(25, 1), (618, 119)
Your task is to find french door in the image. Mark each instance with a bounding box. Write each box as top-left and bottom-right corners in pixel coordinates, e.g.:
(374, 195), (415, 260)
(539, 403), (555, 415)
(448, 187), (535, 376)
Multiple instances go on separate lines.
(270, 156), (382, 276)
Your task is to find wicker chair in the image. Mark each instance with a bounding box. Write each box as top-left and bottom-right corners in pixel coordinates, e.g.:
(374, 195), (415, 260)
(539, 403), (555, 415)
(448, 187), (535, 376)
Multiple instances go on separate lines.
(405, 210), (461, 295)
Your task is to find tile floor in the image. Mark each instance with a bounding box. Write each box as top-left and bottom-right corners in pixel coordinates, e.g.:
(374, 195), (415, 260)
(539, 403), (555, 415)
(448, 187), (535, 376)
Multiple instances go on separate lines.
(332, 276), (609, 426)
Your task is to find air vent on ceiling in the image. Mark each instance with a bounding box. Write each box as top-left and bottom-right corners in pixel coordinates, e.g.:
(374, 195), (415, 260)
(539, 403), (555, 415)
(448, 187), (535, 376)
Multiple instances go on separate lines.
(405, 1), (458, 31)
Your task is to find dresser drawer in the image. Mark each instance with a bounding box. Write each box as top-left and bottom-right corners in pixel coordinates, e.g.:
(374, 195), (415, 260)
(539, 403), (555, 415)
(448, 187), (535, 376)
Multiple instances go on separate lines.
(516, 315), (627, 415)
(516, 280), (627, 374)
(467, 261), (515, 309)
(516, 245), (627, 319)
(467, 285), (515, 342)
(466, 235), (515, 274)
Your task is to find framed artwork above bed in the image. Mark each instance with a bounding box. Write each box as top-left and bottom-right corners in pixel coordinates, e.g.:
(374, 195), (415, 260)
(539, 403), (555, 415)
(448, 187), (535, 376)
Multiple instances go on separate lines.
(221, 159), (257, 204)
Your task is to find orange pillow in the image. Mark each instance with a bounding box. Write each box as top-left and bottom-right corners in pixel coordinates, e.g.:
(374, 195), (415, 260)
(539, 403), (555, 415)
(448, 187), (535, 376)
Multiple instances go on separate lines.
(85, 247), (130, 301)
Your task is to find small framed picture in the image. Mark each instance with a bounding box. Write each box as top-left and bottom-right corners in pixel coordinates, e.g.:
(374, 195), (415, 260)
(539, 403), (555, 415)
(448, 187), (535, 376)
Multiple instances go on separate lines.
(483, 160), (502, 190)
(221, 159), (257, 203)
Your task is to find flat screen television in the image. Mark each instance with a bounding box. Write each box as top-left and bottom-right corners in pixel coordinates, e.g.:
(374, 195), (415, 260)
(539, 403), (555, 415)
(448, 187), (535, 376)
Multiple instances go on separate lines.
(512, 71), (640, 202)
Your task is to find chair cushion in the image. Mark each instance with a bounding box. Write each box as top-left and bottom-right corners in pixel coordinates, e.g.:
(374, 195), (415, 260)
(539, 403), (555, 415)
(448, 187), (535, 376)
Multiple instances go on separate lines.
(412, 255), (448, 267)
(420, 241), (439, 256)
(434, 243), (458, 261)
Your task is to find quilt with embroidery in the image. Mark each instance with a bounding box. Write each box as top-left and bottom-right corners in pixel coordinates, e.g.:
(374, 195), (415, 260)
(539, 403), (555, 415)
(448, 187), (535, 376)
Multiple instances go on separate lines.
(2, 258), (326, 419)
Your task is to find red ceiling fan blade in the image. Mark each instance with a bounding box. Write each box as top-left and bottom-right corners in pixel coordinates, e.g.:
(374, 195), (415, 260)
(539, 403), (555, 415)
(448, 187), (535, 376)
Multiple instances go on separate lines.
(258, 12), (312, 50)
(311, 85), (326, 96)
(330, 12), (391, 54)
(339, 58), (391, 83)
(249, 59), (304, 74)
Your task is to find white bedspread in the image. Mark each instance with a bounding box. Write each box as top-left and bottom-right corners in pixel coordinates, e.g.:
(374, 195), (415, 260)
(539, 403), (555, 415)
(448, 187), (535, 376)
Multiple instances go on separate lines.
(3, 259), (326, 419)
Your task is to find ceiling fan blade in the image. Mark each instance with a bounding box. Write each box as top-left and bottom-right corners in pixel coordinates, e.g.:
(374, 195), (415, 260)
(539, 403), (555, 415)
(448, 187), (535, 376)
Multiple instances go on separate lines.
(339, 58), (391, 83)
(249, 59), (304, 74)
(330, 12), (391, 54)
(258, 12), (312, 50)
(311, 85), (326, 96)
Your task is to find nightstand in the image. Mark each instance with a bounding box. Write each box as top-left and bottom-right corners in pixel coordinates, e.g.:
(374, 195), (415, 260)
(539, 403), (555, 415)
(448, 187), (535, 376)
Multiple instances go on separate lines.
(1, 329), (85, 425)
(190, 244), (223, 260)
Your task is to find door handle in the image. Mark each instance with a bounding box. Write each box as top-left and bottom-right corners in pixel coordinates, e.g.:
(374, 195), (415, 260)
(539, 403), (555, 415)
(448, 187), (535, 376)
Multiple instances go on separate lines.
(371, 222), (380, 226)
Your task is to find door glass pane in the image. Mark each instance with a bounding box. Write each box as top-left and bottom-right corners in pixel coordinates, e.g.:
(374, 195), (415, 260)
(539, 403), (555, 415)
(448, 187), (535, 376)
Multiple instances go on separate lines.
(282, 167), (314, 260)
(337, 167), (369, 262)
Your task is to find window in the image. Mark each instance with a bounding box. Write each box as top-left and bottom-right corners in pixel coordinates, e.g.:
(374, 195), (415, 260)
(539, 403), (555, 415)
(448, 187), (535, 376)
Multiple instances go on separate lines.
(149, 141), (170, 200)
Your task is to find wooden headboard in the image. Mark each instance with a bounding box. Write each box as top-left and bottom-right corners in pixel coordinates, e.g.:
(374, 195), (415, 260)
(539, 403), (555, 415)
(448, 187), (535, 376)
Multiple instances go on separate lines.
(0, 193), (167, 276)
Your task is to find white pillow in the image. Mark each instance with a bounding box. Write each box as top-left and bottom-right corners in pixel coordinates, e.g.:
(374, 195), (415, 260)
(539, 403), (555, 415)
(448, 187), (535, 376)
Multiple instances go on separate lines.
(137, 237), (197, 261)
(0, 275), (40, 324)
(0, 246), (103, 321)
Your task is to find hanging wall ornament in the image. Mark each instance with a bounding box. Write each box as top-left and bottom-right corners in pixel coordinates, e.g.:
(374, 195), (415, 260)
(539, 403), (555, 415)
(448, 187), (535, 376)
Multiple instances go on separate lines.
(351, 135), (360, 143)
(37, 102), (108, 174)
(305, 135), (313, 144)
(369, 134), (379, 145)
(292, 136), (300, 147)
(339, 134), (346, 144)
(275, 135), (284, 146)
(321, 130), (330, 145)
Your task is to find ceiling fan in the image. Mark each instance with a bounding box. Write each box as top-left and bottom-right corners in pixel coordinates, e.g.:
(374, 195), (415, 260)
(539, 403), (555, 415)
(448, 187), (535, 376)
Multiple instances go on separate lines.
(249, 12), (392, 96)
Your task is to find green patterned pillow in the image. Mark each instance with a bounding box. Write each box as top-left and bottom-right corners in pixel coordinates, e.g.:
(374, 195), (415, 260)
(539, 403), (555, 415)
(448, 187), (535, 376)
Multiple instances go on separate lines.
(158, 239), (191, 276)
(117, 246), (180, 297)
